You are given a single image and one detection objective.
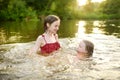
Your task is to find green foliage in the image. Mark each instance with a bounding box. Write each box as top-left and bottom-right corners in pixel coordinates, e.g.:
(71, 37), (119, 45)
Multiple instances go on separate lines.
(0, 0), (119, 21)
(50, 2), (56, 11)
(52, 0), (77, 19)
(25, 0), (52, 15)
(25, 0), (78, 19)
(0, 0), (36, 21)
(101, 0), (120, 19)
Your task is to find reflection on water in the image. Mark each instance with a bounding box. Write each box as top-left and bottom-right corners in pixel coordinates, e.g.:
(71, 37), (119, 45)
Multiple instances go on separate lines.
(102, 20), (120, 37)
(0, 21), (44, 44)
(0, 20), (120, 44)
(75, 21), (86, 38)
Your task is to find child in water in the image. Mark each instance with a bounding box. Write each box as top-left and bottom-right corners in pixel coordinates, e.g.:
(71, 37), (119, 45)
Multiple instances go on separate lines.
(68, 39), (94, 63)
(76, 40), (94, 59)
(29, 15), (61, 56)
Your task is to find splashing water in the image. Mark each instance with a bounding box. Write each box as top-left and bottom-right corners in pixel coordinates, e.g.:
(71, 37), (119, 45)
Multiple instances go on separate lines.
(0, 34), (120, 80)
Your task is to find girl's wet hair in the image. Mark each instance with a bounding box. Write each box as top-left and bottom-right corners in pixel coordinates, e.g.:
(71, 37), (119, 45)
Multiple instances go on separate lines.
(44, 15), (60, 31)
(83, 40), (94, 57)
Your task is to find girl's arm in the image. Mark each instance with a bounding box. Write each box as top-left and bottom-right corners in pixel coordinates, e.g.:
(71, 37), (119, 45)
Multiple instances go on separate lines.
(29, 36), (42, 54)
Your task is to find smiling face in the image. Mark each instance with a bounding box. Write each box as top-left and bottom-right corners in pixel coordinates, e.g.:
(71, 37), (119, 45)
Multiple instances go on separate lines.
(77, 41), (87, 54)
(76, 40), (94, 59)
(44, 15), (60, 33)
(47, 20), (60, 34)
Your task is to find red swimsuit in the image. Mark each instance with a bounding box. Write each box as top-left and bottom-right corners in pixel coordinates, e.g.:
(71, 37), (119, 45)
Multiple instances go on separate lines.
(40, 35), (60, 54)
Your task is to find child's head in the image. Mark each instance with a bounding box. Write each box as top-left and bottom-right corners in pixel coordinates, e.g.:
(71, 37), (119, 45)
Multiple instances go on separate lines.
(44, 15), (60, 32)
(77, 40), (94, 58)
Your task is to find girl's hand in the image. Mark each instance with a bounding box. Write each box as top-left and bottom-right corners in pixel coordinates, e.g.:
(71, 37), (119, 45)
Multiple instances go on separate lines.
(28, 48), (35, 58)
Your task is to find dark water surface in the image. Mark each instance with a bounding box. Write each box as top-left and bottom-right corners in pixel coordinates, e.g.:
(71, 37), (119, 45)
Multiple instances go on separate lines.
(0, 20), (120, 44)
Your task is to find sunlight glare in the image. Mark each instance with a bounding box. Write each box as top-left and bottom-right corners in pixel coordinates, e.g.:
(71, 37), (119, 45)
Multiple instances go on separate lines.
(91, 0), (105, 3)
(93, 27), (102, 34)
(77, 0), (87, 6)
(77, 0), (105, 6)
(76, 21), (86, 38)
(93, 21), (100, 27)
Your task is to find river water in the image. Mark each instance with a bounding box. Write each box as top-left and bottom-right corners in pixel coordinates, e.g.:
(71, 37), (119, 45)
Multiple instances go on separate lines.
(0, 20), (120, 80)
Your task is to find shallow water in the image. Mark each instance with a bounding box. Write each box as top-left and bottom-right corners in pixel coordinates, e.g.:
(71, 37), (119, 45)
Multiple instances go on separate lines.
(0, 34), (120, 80)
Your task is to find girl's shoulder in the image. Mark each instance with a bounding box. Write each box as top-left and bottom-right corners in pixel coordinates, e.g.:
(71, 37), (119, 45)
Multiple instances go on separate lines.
(54, 34), (58, 39)
(54, 34), (58, 37)
(54, 34), (59, 40)
(36, 35), (44, 41)
(36, 35), (46, 47)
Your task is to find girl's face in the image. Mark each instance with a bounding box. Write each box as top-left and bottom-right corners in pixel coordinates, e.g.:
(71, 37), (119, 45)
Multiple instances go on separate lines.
(47, 20), (60, 34)
(76, 41), (87, 54)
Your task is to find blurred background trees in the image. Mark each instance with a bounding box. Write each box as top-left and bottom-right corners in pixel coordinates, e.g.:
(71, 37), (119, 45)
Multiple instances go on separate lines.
(0, 0), (120, 21)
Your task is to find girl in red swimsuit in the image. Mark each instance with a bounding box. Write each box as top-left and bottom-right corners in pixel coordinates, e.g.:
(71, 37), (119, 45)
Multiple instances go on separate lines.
(30, 15), (61, 56)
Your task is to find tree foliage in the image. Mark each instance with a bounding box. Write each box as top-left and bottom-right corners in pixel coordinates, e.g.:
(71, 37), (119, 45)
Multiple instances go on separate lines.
(0, 0), (119, 21)
(0, 0), (36, 21)
(101, 0), (120, 19)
